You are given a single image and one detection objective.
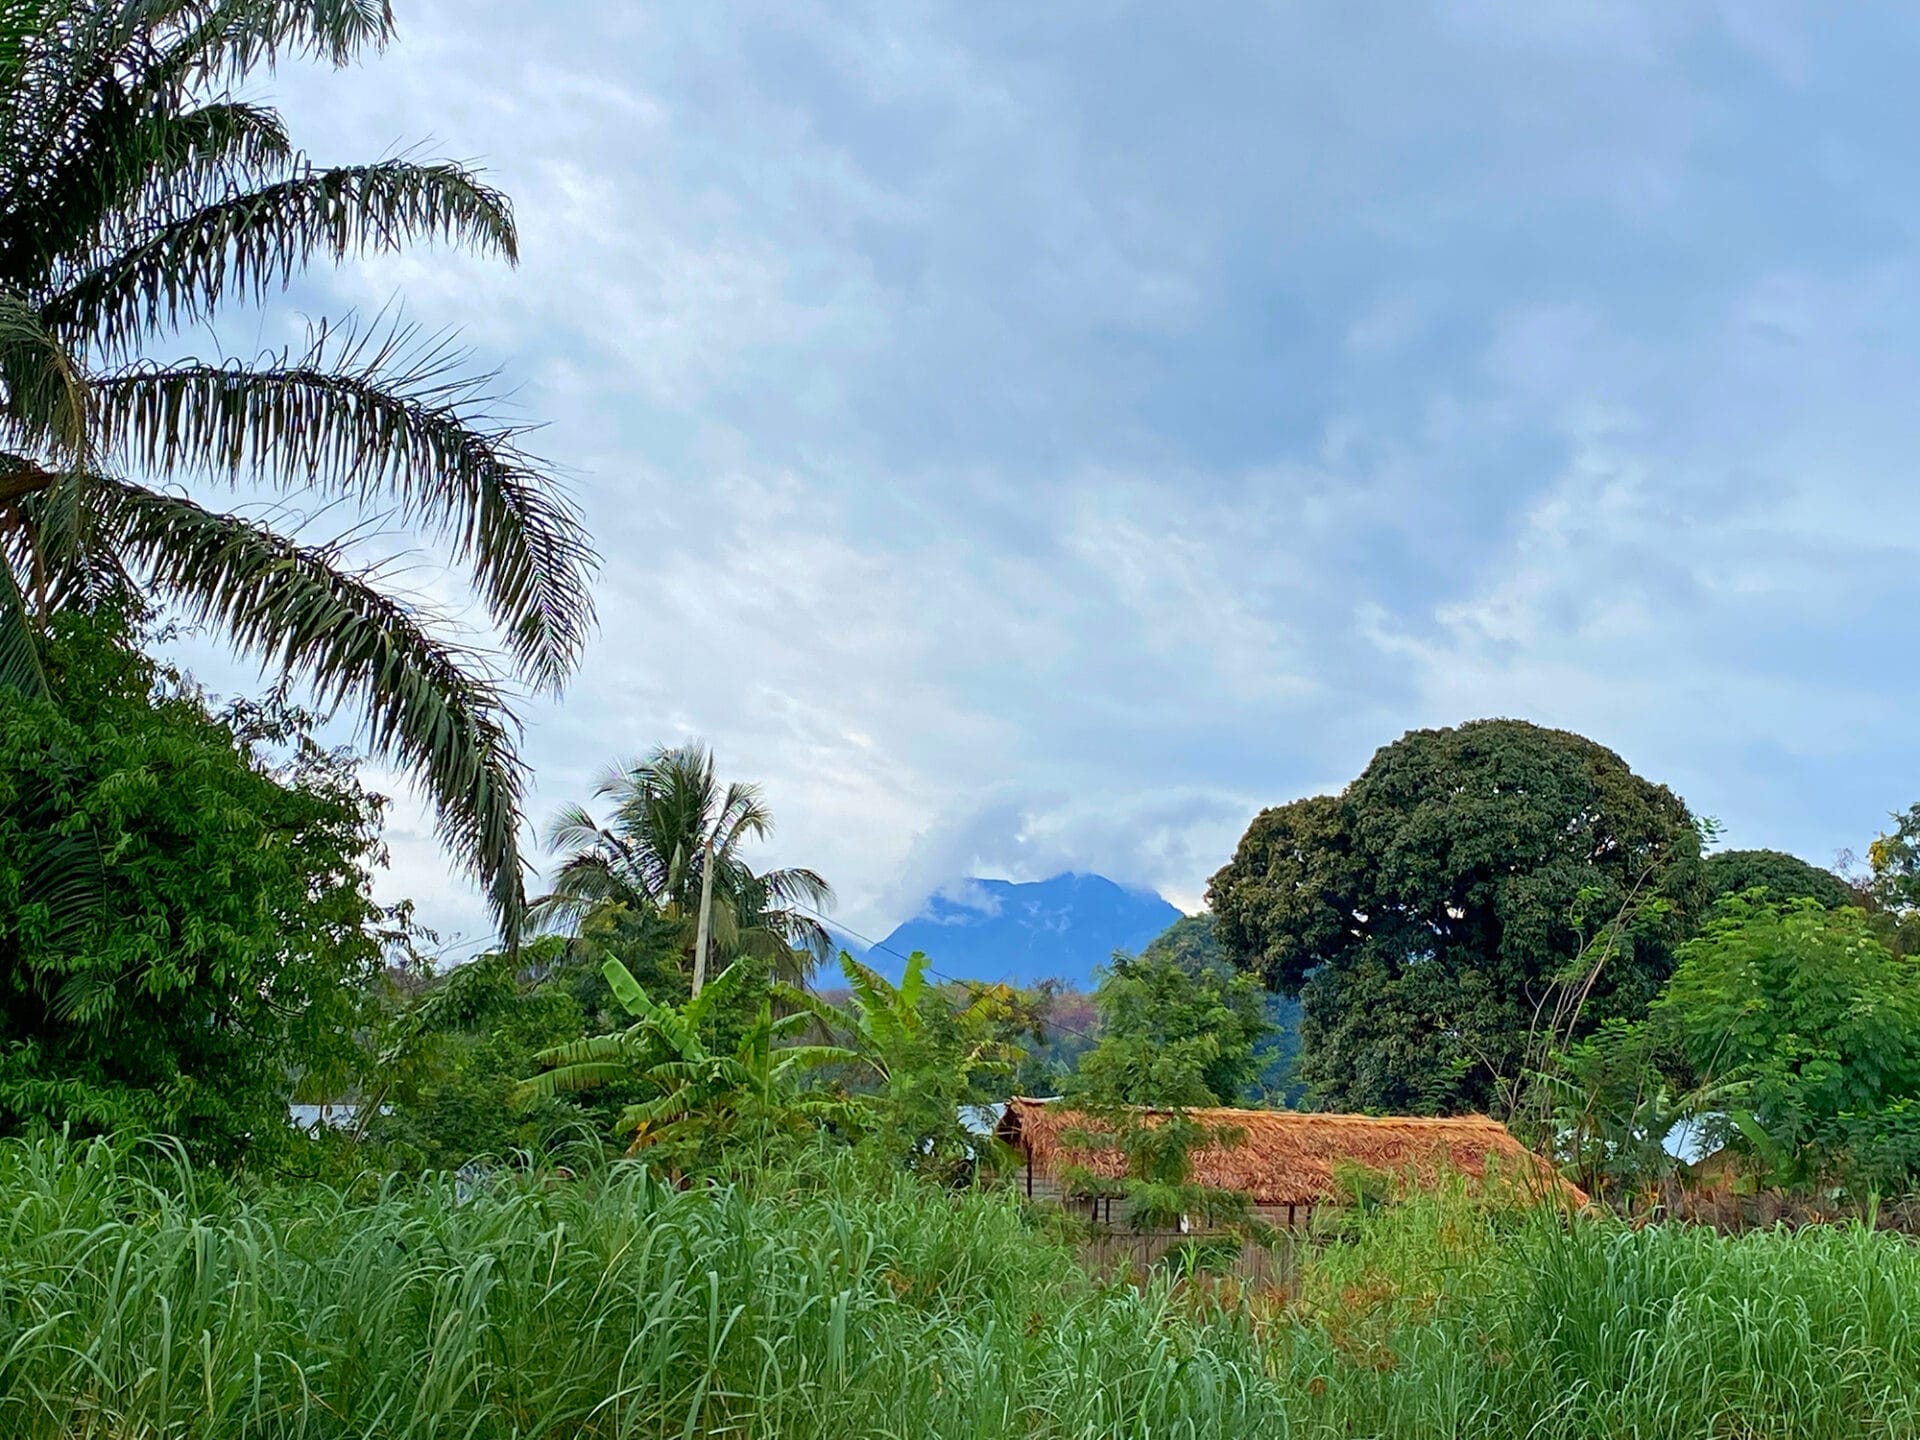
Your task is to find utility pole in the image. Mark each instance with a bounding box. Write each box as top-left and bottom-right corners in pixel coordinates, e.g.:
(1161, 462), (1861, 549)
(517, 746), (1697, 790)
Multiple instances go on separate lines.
(690, 835), (716, 998)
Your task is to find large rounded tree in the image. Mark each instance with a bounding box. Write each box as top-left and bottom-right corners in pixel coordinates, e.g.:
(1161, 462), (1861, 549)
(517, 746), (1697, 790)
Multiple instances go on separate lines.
(1208, 719), (1706, 1115)
(1704, 848), (1854, 910)
(0, 1), (594, 940)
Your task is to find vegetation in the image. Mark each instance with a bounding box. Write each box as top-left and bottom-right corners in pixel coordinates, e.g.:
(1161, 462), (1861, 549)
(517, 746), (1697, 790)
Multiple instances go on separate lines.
(1705, 848), (1855, 909)
(536, 743), (834, 986)
(1110, 914), (1300, 1100)
(7, 1136), (1920, 1439)
(1657, 894), (1920, 1189)
(0, 0), (596, 939)
(1076, 931), (1270, 1107)
(1210, 719), (1707, 1114)
(7, 19), (1920, 1440)
(0, 608), (394, 1165)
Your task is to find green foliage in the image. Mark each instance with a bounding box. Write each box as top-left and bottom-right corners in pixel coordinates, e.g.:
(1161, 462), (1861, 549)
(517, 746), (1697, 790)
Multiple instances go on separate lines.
(0, 0), (597, 940)
(535, 742), (833, 985)
(521, 959), (850, 1172)
(0, 609), (391, 1166)
(1865, 803), (1920, 955)
(1210, 719), (1707, 1114)
(1145, 912), (1303, 1101)
(1525, 1017), (1730, 1206)
(1655, 894), (1920, 1187)
(354, 938), (608, 1170)
(9, 1134), (1920, 1438)
(1076, 933), (1272, 1107)
(1705, 848), (1855, 909)
(787, 951), (1019, 1179)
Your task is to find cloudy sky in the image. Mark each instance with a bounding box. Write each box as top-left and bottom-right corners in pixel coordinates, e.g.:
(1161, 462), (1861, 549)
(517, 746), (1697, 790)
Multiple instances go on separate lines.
(203, 1), (1920, 951)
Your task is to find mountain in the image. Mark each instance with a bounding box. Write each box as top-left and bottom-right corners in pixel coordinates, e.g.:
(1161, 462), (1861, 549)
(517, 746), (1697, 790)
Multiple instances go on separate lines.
(871, 873), (1182, 989)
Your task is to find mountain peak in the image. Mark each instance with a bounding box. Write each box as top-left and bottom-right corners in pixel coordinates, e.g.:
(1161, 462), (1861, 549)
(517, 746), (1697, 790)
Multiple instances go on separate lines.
(873, 873), (1182, 989)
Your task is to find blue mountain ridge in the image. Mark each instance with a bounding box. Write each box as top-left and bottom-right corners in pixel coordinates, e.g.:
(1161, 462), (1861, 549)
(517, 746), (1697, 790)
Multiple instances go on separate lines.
(858, 872), (1183, 990)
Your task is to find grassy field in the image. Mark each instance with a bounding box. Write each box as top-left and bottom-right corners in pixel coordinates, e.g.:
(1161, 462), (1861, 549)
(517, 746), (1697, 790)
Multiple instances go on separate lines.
(2, 1137), (1918, 1438)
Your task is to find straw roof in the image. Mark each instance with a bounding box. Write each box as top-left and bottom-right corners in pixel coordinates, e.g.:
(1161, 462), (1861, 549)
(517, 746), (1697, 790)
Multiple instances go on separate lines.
(996, 1099), (1586, 1208)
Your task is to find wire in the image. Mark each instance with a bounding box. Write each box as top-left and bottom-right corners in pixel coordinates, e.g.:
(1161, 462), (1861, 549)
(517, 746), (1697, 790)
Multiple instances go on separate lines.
(788, 899), (1105, 1048)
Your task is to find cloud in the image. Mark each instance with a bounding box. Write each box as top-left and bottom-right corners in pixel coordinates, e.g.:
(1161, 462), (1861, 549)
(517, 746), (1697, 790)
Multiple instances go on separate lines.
(148, 1), (1920, 949)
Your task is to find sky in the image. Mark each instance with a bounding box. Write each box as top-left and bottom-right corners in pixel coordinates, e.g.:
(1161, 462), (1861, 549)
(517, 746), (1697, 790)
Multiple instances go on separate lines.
(185, 1), (1920, 953)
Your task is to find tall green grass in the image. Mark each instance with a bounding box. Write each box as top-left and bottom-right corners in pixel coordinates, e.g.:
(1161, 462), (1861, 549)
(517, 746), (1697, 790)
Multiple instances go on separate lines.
(2, 1136), (1919, 1438)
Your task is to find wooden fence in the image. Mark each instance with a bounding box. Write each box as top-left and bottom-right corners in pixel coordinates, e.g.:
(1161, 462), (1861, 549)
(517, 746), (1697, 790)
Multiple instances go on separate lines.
(1077, 1228), (1299, 1288)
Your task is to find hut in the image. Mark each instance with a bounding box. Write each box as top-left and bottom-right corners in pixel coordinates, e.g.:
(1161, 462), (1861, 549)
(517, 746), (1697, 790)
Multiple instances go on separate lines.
(995, 1097), (1585, 1227)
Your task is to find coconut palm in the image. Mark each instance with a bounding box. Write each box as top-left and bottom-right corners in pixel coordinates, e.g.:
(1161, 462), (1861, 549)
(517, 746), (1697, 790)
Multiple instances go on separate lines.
(0, 0), (596, 940)
(535, 743), (834, 983)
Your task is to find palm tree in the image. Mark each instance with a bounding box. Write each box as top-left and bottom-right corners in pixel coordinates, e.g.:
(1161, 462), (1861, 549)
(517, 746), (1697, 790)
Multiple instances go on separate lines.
(0, 1), (596, 940)
(535, 742), (834, 983)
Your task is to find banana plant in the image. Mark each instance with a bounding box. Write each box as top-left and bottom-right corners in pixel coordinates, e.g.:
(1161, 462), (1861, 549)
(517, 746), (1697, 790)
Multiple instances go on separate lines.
(520, 959), (851, 1150)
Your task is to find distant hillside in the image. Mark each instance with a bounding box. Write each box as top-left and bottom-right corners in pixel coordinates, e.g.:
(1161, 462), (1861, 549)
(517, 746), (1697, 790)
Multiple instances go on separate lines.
(873, 873), (1182, 989)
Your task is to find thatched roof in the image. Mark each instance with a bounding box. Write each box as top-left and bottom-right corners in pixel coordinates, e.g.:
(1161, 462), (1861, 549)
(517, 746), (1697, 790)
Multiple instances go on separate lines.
(996, 1098), (1586, 1208)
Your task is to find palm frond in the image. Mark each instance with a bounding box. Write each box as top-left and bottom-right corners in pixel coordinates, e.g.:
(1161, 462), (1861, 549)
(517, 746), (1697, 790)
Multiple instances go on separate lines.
(0, 290), (89, 461)
(0, 548), (47, 695)
(173, 0), (395, 76)
(542, 801), (611, 859)
(95, 329), (595, 686)
(46, 157), (516, 354)
(92, 478), (530, 938)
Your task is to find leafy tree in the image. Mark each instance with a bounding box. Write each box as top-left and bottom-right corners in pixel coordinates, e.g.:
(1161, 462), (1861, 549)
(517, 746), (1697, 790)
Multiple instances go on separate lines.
(0, 607), (393, 1165)
(1134, 914), (1302, 1103)
(1705, 849), (1854, 910)
(786, 952), (1019, 1178)
(0, 0), (596, 940)
(1210, 719), (1706, 1114)
(1075, 933), (1271, 1108)
(1864, 805), (1920, 956)
(355, 938), (610, 1169)
(536, 744), (832, 985)
(1654, 894), (1920, 1187)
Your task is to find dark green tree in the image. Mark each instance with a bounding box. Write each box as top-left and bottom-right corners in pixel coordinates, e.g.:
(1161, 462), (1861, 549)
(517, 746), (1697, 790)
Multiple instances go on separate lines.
(0, 608), (393, 1165)
(1704, 849), (1854, 910)
(1210, 719), (1706, 1114)
(0, 1), (596, 940)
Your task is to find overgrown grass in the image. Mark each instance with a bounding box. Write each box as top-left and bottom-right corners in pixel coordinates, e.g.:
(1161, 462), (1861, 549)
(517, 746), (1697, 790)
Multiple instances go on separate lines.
(2, 1136), (1919, 1437)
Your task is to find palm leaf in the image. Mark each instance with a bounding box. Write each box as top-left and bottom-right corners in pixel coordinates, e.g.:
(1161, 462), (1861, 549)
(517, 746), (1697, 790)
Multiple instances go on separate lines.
(92, 478), (531, 938)
(94, 329), (594, 687)
(45, 157), (517, 354)
(0, 290), (89, 461)
(0, 548), (47, 695)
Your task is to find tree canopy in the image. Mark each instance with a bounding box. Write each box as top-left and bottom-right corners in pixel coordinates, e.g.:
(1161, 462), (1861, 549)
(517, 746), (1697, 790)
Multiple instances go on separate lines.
(1704, 849), (1854, 910)
(1656, 894), (1920, 1187)
(0, 0), (595, 941)
(1075, 926), (1271, 1108)
(0, 608), (392, 1164)
(535, 744), (833, 986)
(1209, 719), (1706, 1114)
